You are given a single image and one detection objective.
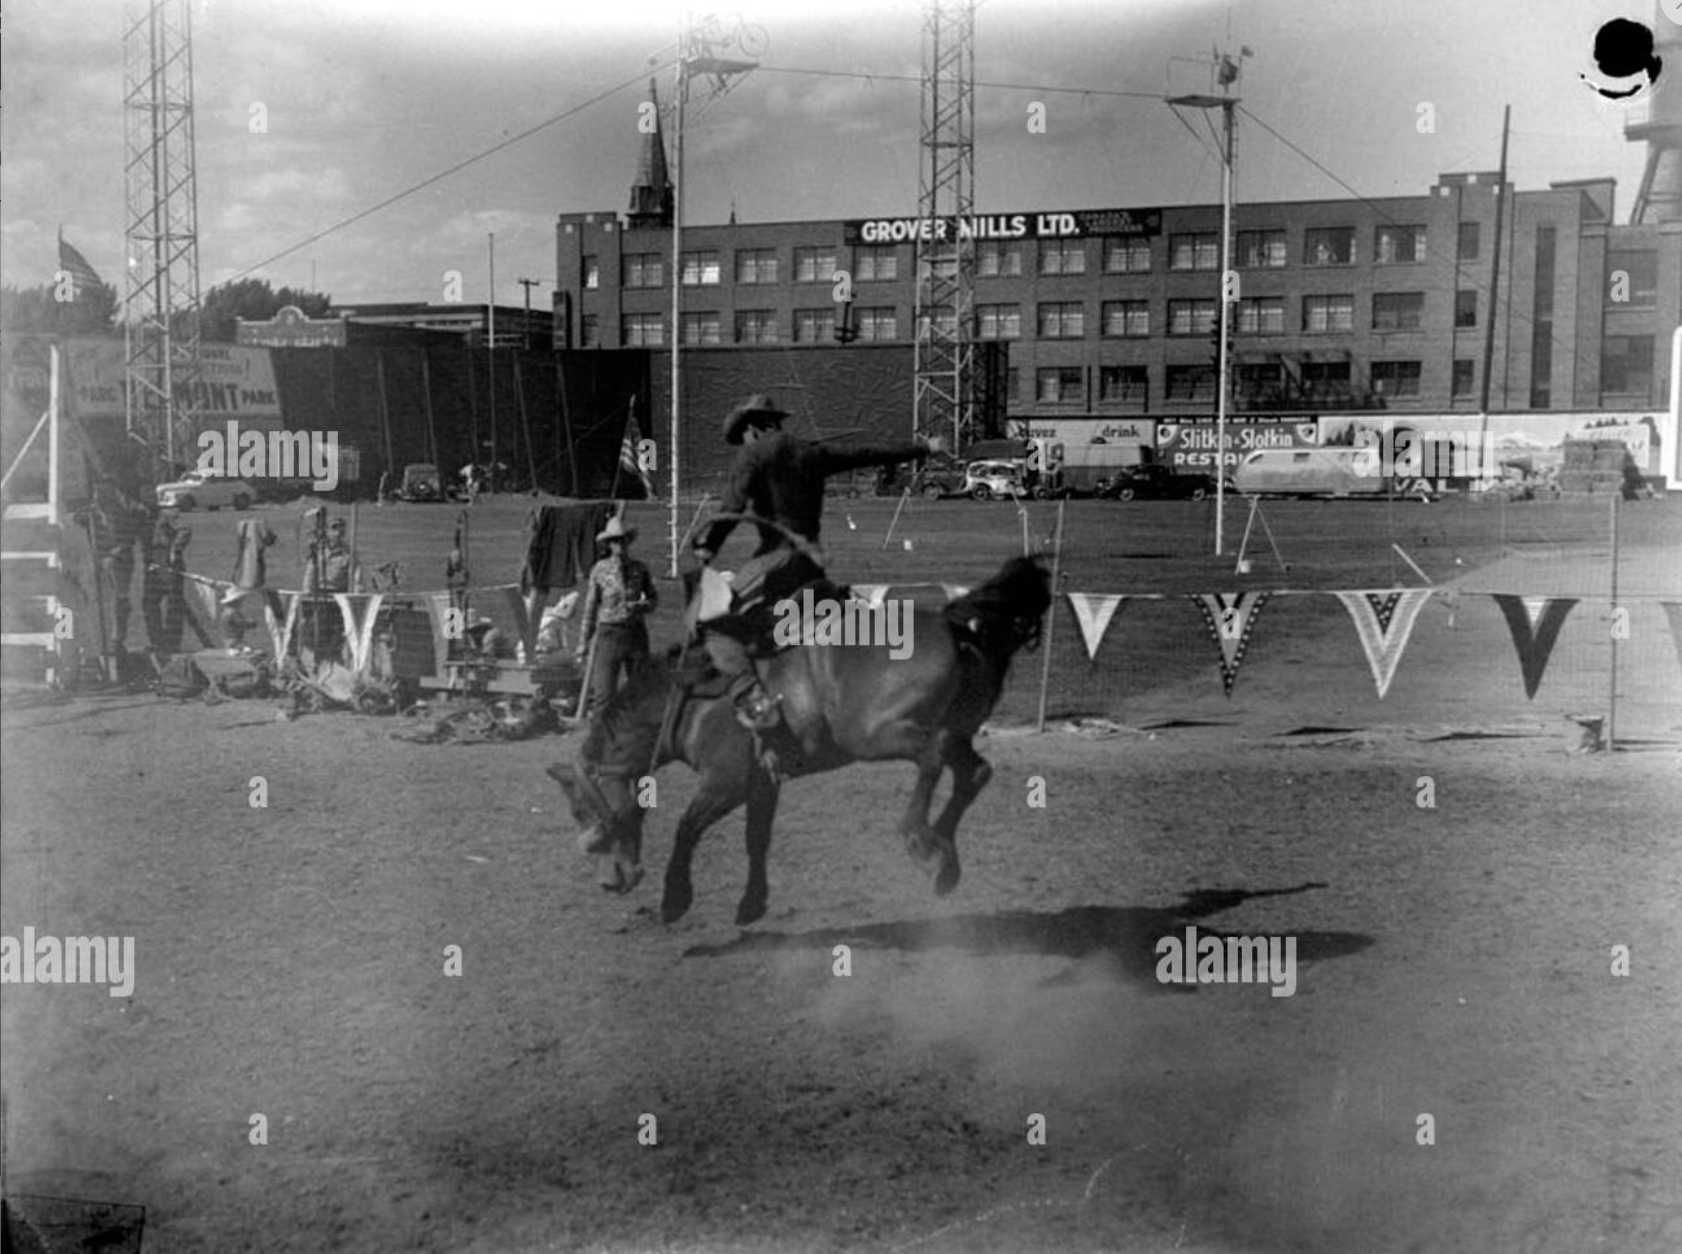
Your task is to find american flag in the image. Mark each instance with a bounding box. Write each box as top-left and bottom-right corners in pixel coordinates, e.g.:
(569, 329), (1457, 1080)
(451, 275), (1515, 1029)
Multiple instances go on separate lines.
(57, 233), (106, 300)
(619, 405), (655, 498)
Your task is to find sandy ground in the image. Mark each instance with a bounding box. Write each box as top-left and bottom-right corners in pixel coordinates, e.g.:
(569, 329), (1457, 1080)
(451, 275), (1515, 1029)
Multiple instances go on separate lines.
(3, 503), (1681, 1252)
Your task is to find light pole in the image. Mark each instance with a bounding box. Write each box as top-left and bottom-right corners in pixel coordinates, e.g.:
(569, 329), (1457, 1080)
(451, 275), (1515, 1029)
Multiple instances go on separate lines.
(666, 20), (757, 577)
(1169, 52), (1244, 556)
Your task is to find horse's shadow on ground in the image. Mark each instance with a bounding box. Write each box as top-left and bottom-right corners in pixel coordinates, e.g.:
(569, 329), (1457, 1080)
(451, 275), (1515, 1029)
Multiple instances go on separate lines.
(684, 883), (1373, 991)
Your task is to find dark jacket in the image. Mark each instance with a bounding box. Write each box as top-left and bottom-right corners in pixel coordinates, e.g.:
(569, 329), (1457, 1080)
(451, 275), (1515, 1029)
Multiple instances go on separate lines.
(698, 432), (926, 557)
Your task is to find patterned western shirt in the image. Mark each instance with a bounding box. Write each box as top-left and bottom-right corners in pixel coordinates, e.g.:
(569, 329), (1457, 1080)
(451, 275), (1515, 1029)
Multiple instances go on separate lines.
(579, 555), (657, 639)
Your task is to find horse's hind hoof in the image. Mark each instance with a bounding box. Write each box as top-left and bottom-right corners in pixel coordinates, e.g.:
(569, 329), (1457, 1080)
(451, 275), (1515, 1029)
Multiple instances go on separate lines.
(735, 894), (768, 926)
(933, 858), (961, 897)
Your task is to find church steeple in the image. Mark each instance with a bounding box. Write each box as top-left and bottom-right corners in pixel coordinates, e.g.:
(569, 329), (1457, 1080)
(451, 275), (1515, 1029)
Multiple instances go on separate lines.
(627, 78), (674, 228)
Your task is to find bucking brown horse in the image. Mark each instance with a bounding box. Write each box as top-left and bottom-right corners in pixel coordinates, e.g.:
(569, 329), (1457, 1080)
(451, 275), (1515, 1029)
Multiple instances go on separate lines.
(549, 555), (1051, 924)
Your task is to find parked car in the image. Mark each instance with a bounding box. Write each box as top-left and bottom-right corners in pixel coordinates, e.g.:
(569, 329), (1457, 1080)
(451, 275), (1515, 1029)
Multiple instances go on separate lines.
(1097, 463), (1219, 501)
(963, 459), (1029, 500)
(398, 463), (447, 502)
(911, 455), (969, 500)
(155, 471), (257, 511)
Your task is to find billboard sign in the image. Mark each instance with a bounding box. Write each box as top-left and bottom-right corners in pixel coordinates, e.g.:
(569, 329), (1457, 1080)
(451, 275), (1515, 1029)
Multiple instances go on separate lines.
(64, 338), (283, 426)
(844, 208), (1161, 246)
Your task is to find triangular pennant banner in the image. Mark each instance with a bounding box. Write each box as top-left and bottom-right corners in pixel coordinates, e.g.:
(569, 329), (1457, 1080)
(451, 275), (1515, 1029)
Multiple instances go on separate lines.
(261, 590), (300, 659)
(1661, 602), (1682, 679)
(850, 583), (888, 609)
(498, 584), (538, 656)
(183, 577), (227, 647)
(332, 592), (386, 675)
(1333, 588), (1435, 699)
(1490, 594), (1578, 699)
(1067, 593), (1127, 661)
(1189, 591), (1271, 698)
(942, 583), (971, 601)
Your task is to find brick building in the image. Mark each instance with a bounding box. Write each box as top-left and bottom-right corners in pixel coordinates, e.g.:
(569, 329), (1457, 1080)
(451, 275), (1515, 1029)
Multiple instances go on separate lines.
(555, 124), (1681, 434)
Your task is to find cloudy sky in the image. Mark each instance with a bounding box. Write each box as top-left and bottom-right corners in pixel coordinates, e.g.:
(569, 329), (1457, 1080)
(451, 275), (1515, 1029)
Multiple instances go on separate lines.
(0, 0), (1664, 308)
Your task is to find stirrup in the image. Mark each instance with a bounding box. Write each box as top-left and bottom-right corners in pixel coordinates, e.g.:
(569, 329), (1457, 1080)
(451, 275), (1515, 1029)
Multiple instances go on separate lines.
(730, 676), (782, 730)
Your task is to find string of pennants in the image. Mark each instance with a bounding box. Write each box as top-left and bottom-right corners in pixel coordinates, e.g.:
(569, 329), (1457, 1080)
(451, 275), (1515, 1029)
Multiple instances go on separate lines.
(179, 577), (537, 675)
(1063, 589), (1682, 701)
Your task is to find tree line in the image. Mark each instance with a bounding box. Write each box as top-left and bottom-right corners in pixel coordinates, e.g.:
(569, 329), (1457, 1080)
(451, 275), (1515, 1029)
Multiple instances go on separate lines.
(0, 277), (331, 342)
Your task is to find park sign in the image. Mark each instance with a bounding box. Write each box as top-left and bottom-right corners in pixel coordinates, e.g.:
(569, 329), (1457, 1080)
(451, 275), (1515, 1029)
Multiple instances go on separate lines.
(843, 208), (1161, 246)
(63, 337), (283, 425)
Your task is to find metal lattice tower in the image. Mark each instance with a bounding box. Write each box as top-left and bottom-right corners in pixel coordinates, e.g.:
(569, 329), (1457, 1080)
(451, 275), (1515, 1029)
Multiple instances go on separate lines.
(123, 0), (203, 468)
(912, 0), (975, 448)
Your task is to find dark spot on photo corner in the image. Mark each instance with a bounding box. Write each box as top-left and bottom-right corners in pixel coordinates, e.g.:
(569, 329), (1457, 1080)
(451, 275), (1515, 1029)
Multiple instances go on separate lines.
(1584, 18), (1662, 100)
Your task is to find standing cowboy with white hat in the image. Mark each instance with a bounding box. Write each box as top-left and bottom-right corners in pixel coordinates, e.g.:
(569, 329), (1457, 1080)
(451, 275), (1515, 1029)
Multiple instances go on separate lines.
(575, 514), (658, 713)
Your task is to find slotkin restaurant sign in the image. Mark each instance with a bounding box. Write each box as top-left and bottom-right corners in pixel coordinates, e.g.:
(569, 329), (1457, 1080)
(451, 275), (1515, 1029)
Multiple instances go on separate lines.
(843, 208), (1162, 246)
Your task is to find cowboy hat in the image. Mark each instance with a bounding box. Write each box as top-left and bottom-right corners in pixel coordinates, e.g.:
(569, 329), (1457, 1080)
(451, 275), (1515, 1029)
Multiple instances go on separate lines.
(722, 393), (789, 444)
(596, 516), (638, 544)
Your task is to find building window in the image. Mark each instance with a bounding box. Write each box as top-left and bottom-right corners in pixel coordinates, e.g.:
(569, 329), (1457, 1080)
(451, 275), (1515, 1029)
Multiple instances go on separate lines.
(1169, 232), (1220, 271)
(853, 244), (899, 282)
(735, 310), (779, 344)
(1100, 365), (1148, 404)
(1452, 359), (1474, 397)
(793, 308), (836, 343)
(1304, 227), (1355, 266)
(621, 313), (663, 346)
(1104, 238), (1152, 273)
(1607, 250), (1657, 306)
(916, 309), (958, 339)
(1006, 367), (1020, 400)
(1375, 225), (1427, 264)
(1037, 302), (1085, 338)
(1236, 229), (1287, 269)
(583, 256), (599, 289)
(1372, 291), (1425, 331)
(1302, 294), (1354, 333)
(1457, 222), (1480, 261)
(1168, 298), (1217, 336)
(680, 250), (720, 286)
(680, 312), (720, 346)
(1371, 360), (1423, 397)
(580, 314), (599, 347)
(976, 303), (1021, 339)
(1102, 300), (1150, 337)
(1301, 361), (1351, 401)
(1236, 363), (1284, 406)
(1235, 296), (1284, 334)
(622, 254), (664, 288)
(793, 246), (838, 283)
(736, 249), (778, 284)
(1601, 334), (1654, 397)
(976, 241), (1022, 277)
(1036, 367), (1084, 403)
(1164, 364), (1216, 401)
(1039, 239), (1087, 275)
(1454, 290), (1477, 328)
(856, 307), (897, 341)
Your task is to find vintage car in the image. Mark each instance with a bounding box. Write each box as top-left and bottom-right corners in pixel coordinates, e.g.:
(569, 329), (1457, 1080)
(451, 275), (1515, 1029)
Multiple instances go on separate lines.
(962, 459), (1029, 500)
(1096, 463), (1219, 501)
(910, 455), (969, 499)
(398, 463), (447, 502)
(154, 471), (257, 511)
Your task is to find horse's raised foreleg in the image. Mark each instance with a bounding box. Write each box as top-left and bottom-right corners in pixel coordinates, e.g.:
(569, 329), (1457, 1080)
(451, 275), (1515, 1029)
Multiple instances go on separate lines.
(662, 778), (752, 924)
(874, 722), (953, 886)
(736, 766), (780, 926)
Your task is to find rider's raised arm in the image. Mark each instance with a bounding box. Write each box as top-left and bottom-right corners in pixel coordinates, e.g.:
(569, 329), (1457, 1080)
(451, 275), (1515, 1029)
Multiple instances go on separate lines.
(816, 440), (929, 477)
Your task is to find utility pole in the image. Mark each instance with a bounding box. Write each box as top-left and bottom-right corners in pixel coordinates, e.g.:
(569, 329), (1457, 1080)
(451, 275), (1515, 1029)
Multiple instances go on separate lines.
(1169, 46), (1246, 555)
(488, 232), (497, 489)
(517, 278), (543, 351)
(1477, 105), (1511, 464)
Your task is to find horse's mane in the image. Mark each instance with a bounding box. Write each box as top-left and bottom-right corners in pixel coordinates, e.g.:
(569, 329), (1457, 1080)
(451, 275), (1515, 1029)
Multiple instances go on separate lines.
(943, 556), (1053, 663)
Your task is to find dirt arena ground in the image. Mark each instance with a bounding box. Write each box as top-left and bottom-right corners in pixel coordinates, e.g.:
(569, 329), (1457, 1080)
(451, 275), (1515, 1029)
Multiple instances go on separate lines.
(3, 495), (1680, 1252)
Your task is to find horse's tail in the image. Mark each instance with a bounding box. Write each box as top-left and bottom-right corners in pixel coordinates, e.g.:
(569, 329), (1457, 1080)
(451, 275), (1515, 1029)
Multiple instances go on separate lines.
(942, 556), (1053, 670)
